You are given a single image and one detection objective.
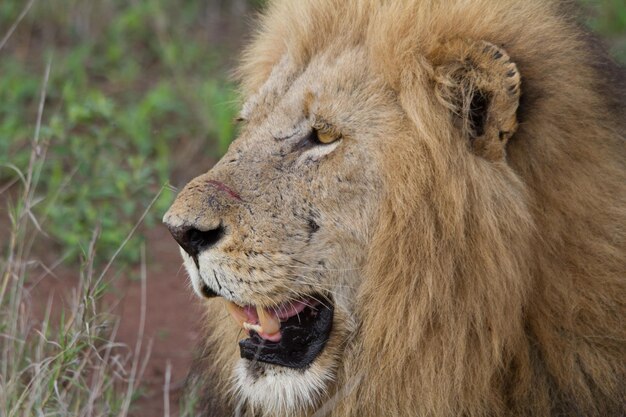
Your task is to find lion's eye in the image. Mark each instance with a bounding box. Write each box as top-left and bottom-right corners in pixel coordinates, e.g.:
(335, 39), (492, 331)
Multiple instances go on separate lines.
(311, 129), (340, 145)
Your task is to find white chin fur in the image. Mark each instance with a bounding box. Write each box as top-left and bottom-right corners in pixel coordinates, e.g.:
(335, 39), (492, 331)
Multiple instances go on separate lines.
(232, 359), (334, 417)
(180, 249), (204, 297)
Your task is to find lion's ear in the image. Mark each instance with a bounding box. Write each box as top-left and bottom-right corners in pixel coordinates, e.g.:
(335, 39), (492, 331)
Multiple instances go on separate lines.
(433, 40), (521, 160)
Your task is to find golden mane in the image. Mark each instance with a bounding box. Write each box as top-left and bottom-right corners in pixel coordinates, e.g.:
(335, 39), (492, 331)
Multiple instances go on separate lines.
(184, 0), (626, 416)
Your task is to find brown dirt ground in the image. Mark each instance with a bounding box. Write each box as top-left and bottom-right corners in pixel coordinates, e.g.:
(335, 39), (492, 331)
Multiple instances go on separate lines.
(118, 226), (202, 417)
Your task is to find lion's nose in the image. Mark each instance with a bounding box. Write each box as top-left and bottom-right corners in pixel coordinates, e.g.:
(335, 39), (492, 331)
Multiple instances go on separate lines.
(163, 175), (240, 264)
(166, 223), (225, 262)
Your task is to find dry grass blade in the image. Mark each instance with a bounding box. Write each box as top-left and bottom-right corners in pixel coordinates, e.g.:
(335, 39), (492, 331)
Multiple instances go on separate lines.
(0, 0), (36, 52)
(117, 243), (150, 417)
(163, 360), (172, 417)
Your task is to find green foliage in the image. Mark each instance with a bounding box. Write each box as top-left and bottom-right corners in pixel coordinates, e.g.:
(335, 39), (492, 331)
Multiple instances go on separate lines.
(0, 0), (243, 262)
(581, 0), (626, 62)
(582, 0), (626, 34)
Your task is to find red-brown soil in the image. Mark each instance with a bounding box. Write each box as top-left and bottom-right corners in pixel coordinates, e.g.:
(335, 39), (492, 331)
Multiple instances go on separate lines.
(118, 226), (202, 417)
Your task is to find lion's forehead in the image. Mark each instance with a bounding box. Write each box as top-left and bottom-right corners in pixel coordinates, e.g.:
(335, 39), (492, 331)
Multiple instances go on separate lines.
(240, 48), (396, 135)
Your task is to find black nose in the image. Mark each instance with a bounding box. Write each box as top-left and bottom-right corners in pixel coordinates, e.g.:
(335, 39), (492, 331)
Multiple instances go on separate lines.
(166, 224), (225, 264)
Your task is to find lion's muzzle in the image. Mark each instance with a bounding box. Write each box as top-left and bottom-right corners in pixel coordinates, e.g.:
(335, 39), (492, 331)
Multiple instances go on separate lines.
(163, 175), (238, 277)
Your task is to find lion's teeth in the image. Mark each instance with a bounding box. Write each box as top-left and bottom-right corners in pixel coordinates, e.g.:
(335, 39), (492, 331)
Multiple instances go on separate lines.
(225, 301), (281, 338)
(258, 307), (281, 335)
(225, 301), (247, 327)
(243, 322), (263, 333)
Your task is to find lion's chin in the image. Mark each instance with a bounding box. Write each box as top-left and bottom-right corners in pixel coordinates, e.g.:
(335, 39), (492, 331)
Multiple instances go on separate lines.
(233, 355), (335, 417)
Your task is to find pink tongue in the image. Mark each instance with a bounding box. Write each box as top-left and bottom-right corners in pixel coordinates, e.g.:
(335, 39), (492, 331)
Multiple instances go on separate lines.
(275, 300), (310, 320)
(243, 300), (312, 324)
(239, 300), (317, 343)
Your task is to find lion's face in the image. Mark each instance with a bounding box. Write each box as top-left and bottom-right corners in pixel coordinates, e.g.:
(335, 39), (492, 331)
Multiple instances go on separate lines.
(164, 48), (405, 414)
(163, 27), (533, 413)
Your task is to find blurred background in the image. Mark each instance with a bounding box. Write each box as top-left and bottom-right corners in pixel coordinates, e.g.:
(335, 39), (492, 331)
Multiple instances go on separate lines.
(0, 0), (624, 416)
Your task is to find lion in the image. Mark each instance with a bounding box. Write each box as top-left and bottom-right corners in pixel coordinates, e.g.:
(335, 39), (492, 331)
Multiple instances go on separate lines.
(162, 0), (626, 416)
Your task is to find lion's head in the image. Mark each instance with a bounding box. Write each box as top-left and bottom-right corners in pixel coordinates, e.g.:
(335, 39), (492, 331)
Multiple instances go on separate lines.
(163, 1), (626, 416)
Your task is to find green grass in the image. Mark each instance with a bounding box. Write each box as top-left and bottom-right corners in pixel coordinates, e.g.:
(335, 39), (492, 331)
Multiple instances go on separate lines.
(0, 0), (243, 263)
(581, 0), (626, 62)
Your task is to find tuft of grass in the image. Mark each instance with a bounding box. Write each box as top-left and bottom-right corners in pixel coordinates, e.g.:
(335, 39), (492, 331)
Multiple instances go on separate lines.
(0, 64), (153, 416)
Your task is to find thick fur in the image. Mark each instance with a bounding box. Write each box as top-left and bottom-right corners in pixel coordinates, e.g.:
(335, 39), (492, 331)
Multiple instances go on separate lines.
(169, 0), (626, 416)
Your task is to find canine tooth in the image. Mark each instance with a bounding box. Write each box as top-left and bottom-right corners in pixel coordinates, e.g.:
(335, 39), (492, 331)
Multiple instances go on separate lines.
(243, 322), (263, 333)
(258, 307), (281, 334)
(225, 301), (247, 327)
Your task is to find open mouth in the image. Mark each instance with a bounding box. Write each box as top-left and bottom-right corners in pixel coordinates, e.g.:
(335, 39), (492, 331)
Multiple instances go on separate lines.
(225, 295), (334, 369)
